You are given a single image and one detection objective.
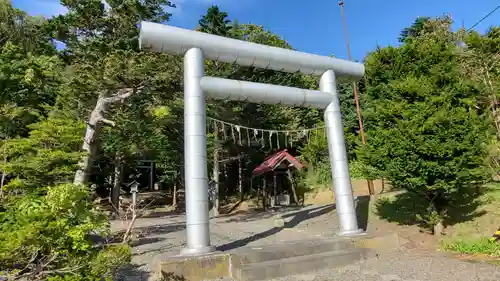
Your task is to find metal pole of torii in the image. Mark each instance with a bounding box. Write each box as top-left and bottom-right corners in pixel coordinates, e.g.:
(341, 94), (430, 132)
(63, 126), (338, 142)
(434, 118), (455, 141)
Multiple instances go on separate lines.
(338, 0), (375, 196)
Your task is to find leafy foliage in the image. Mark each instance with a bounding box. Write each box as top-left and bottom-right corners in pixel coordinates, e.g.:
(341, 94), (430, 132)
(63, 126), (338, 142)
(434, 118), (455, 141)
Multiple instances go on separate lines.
(1, 116), (84, 191)
(0, 41), (62, 138)
(399, 16), (430, 42)
(0, 183), (131, 280)
(360, 17), (492, 231)
(198, 5), (232, 36)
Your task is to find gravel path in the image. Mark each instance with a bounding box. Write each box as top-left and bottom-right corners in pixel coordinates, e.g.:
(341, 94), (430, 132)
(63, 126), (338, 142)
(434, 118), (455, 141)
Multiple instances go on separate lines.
(262, 248), (500, 281)
(112, 204), (500, 281)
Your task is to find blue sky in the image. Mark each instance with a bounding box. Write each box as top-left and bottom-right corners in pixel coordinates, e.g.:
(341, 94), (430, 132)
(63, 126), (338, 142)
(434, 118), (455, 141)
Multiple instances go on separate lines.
(12, 0), (500, 61)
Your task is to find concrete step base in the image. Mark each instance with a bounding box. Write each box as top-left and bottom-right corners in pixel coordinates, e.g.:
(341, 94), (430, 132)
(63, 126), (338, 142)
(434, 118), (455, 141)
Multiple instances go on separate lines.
(231, 248), (370, 281)
(155, 234), (400, 281)
(231, 237), (356, 266)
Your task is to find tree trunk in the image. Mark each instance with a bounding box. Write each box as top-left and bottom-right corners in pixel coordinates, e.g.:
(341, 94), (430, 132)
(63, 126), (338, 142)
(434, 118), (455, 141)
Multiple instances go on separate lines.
(367, 180), (376, 197)
(74, 98), (107, 185)
(111, 151), (123, 214)
(73, 87), (141, 185)
(433, 219), (444, 236)
(0, 143), (6, 197)
(173, 182), (177, 208)
(431, 197), (446, 236)
(287, 170), (299, 205)
(0, 171), (4, 198)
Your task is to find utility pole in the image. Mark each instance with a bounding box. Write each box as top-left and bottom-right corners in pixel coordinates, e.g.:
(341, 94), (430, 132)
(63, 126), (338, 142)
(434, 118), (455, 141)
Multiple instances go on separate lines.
(338, 0), (375, 196)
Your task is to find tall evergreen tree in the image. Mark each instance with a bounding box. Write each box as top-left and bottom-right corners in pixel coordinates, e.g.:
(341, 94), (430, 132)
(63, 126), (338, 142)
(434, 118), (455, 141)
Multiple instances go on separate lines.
(198, 5), (232, 36)
(360, 17), (491, 235)
(399, 16), (431, 42)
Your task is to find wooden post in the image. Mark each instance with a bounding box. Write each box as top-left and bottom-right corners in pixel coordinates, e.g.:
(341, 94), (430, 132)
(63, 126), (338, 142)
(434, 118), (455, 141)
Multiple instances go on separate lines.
(255, 177), (260, 207)
(262, 177), (267, 210)
(287, 170), (299, 205)
(212, 122), (220, 216)
(149, 161), (155, 191)
(173, 182), (177, 207)
(273, 171), (277, 207)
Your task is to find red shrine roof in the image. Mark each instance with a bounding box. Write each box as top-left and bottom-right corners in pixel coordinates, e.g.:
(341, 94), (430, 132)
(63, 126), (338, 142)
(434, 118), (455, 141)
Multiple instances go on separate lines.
(252, 149), (305, 178)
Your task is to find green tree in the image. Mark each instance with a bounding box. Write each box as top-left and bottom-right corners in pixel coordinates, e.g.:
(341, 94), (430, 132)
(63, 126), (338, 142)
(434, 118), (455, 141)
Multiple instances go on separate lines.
(47, 0), (181, 187)
(360, 17), (491, 235)
(0, 115), (84, 191)
(0, 0), (56, 54)
(197, 5), (232, 36)
(399, 16), (430, 42)
(457, 27), (500, 175)
(0, 42), (62, 139)
(1, 0), (178, 278)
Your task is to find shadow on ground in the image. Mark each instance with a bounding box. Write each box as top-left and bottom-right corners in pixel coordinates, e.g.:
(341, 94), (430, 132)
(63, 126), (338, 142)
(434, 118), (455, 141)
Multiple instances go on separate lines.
(140, 209), (184, 219)
(217, 205), (308, 223)
(128, 237), (168, 247)
(375, 190), (486, 231)
(161, 272), (186, 281)
(216, 204), (335, 251)
(127, 222), (185, 236)
(109, 223), (186, 246)
(114, 264), (150, 281)
(356, 195), (371, 231)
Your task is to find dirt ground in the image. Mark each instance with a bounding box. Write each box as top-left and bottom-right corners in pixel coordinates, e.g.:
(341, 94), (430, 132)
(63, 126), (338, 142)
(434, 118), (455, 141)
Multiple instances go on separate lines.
(303, 179), (387, 205)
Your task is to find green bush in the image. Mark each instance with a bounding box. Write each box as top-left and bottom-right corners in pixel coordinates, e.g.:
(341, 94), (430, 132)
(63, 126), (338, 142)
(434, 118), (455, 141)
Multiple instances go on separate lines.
(359, 17), (491, 233)
(0, 183), (131, 280)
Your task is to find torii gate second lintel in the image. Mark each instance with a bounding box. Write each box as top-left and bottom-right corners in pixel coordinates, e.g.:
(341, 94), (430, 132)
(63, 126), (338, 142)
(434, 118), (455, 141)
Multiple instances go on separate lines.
(139, 21), (365, 256)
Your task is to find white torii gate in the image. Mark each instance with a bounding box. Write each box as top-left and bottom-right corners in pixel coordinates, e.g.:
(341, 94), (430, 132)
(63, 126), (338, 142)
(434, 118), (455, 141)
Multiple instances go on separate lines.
(139, 21), (365, 256)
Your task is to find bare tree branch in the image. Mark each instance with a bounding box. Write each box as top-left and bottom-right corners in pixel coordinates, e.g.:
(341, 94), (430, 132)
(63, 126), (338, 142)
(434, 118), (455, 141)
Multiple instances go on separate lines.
(99, 118), (116, 126)
(105, 86), (145, 104)
(74, 85), (146, 185)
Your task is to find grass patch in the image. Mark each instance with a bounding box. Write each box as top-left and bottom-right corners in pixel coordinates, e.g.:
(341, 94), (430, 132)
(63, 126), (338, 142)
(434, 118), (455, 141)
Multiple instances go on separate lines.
(437, 184), (500, 260)
(441, 237), (500, 258)
(298, 161), (368, 190)
(374, 183), (499, 229)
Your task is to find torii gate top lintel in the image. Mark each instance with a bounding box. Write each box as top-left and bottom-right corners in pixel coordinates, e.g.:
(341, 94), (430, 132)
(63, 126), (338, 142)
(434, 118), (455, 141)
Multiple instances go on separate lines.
(139, 21), (365, 82)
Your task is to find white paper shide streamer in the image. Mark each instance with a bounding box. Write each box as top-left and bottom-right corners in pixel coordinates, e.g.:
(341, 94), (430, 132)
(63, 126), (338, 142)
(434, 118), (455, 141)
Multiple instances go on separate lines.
(207, 117), (325, 149)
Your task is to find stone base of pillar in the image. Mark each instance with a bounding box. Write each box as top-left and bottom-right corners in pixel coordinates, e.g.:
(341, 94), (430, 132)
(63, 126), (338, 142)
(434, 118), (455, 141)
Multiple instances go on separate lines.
(337, 228), (366, 237)
(180, 245), (216, 256)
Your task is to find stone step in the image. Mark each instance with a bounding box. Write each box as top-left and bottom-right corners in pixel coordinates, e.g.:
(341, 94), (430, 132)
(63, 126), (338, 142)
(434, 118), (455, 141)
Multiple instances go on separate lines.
(231, 238), (356, 266)
(231, 248), (370, 281)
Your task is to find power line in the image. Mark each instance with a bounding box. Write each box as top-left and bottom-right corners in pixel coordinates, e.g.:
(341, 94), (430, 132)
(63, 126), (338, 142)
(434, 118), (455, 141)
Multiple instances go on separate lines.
(468, 4), (500, 31)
